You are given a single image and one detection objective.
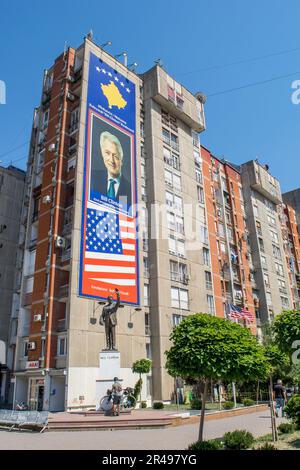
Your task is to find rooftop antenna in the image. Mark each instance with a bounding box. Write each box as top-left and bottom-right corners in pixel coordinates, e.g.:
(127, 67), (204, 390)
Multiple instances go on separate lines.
(154, 58), (163, 68)
(86, 30), (93, 41)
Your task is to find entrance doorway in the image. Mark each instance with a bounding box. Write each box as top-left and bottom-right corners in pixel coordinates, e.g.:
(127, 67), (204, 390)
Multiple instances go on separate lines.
(28, 379), (45, 410)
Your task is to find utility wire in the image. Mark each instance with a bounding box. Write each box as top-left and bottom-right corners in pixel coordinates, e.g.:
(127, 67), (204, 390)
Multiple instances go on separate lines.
(179, 45), (300, 76)
(0, 141), (29, 159)
(206, 70), (300, 97)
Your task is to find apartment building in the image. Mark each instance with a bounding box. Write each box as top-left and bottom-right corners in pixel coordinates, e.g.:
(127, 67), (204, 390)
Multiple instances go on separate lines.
(240, 160), (293, 324)
(201, 148), (256, 332)
(0, 165), (25, 402)
(10, 36), (209, 410)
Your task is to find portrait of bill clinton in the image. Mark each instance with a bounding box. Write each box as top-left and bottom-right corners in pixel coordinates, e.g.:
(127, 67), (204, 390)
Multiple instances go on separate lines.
(90, 127), (132, 209)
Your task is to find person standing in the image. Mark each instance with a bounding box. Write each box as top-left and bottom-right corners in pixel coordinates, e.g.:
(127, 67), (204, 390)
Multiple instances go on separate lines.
(273, 379), (287, 417)
(111, 377), (122, 416)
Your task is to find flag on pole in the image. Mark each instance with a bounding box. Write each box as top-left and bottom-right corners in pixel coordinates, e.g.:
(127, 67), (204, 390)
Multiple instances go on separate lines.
(227, 303), (255, 323)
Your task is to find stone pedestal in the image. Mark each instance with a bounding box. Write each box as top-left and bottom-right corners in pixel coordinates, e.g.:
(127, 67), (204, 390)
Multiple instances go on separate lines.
(95, 351), (121, 411)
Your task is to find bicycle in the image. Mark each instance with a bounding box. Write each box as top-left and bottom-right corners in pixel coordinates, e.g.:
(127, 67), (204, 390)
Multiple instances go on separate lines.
(99, 387), (136, 413)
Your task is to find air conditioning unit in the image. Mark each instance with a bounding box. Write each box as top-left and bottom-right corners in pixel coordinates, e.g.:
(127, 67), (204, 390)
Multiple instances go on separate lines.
(33, 314), (42, 322)
(67, 75), (75, 83)
(28, 342), (36, 350)
(48, 143), (56, 152)
(55, 236), (66, 248)
(42, 195), (52, 204)
(67, 92), (75, 102)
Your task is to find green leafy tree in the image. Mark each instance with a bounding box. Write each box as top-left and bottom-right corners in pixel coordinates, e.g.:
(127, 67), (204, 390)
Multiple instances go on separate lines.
(165, 314), (269, 441)
(273, 310), (300, 358)
(132, 359), (152, 405)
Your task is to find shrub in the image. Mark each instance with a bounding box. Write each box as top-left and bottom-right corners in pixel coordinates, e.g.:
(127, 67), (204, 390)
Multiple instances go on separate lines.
(153, 401), (164, 409)
(277, 422), (295, 434)
(242, 398), (255, 407)
(222, 401), (235, 410)
(190, 398), (202, 410)
(223, 430), (255, 450)
(284, 395), (300, 428)
(256, 443), (277, 450)
(188, 439), (224, 450)
(141, 401), (147, 408)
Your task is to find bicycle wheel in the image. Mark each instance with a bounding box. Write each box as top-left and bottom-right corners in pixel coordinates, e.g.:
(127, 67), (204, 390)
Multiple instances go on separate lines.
(100, 395), (113, 412)
(123, 394), (136, 410)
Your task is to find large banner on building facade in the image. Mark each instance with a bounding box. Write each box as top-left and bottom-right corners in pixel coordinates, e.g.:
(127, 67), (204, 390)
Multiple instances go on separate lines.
(79, 52), (139, 305)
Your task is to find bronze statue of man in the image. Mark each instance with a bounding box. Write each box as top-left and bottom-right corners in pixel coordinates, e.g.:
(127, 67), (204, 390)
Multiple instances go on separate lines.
(99, 288), (120, 350)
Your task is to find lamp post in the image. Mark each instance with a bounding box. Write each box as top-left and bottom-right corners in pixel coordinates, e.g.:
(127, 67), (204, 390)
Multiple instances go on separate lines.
(128, 307), (142, 329)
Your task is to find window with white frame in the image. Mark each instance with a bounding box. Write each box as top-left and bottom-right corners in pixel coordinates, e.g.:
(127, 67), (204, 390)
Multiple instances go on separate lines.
(144, 284), (149, 307)
(275, 262), (284, 277)
(272, 244), (281, 260)
(203, 247), (210, 266)
(58, 337), (67, 356)
(269, 230), (279, 243)
(195, 168), (203, 184)
(172, 314), (184, 327)
(205, 271), (213, 290)
(207, 295), (215, 314)
(200, 225), (209, 244)
(197, 186), (205, 204)
(171, 287), (189, 309)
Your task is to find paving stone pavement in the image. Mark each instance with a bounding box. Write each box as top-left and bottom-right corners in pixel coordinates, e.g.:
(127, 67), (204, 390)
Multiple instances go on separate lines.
(0, 411), (286, 450)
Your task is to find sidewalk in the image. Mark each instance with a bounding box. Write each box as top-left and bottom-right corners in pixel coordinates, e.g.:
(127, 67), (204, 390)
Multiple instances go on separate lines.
(0, 411), (286, 450)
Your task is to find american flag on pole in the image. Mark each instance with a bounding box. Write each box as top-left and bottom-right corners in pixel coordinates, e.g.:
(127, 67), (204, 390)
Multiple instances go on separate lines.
(83, 202), (137, 287)
(227, 303), (255, 323)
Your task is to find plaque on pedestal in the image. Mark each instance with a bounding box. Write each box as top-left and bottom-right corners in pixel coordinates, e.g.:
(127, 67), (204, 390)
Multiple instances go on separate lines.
(95, 351), (121, 410)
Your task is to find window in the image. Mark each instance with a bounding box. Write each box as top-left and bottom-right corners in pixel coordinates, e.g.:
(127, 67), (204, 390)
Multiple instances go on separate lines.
(166, 191), (173, 208)
(269, 230), (279, 243)
(275, 262), (284, 277)
(261, 255), (267, 267)
(265, 199), (275, 212)
(197, 186), (205, 204)
(200, 225), (209, 245)
(256, 221), (262, 236)
(205, 271), (213, 290)
(264, 273), (270, 288)
(192, 130), (199, 147)
(170, 261), (188, 282)
(272, 244), (281, 260)
(194, 150), (201, 167)
(164, 169), (181, 191)
(253, 205), (259, 217)
(267, 214), (276, 226)
(168, 236), (185, 257)
(207, 295), (215, 314)
(171, 287), (188, 309)
(203, 248), (210, 266)
(172, 314), (184, 327)
(143, 257), (149, 278)
(171, 133), (179, 151)
(144, 284), (149, 307)
(146, 343), (152, 359)
(41, 109), (49, 130)
(58, 337), (67, 356)
(41, 338), (46, 358)
(266, 292), (272, 305)
(70, 107), (79, 132)
(23, 341), (29, 358)
(195, 168), (203, 184)
(218, 223), (225, 238)
(36, 151), (45, 173)
(258, 238), (265, 252)
(281, 297), (289, 308)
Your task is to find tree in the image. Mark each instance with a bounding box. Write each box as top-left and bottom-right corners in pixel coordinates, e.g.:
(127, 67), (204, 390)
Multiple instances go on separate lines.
(165, 314), (269, 441)
(132, 359), (152, 405)
(273, 310), (300, 359)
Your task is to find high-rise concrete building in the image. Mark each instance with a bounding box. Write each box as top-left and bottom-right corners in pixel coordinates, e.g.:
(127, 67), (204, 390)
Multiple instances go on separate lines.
(10, 37), (208, 411)
(0, 165), (25, 402)
(240, 160), (294, 324)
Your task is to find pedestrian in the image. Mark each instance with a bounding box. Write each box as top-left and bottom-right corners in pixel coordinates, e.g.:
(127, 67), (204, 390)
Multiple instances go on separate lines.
(111, 377), (122, 416)
(273, 379), (287, 418)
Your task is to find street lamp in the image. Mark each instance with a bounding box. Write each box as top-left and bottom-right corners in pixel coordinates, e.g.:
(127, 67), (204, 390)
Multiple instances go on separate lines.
(100, 41), (112, 49)
(115, 52), (127, 67)
(128, 307), (142, 329)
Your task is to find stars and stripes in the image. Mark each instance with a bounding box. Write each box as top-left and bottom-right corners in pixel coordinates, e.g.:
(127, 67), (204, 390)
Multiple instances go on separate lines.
(84, 203), (137, 287)
(226, 303), (255, 323)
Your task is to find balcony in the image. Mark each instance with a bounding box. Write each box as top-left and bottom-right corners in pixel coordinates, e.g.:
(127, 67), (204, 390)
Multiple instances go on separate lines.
(61, 248), (71, 262)
(57, 318), (67, 332)
(59, 284), (69, 299)
(62, 222), (72, 236)
(243, 160), (282, 205)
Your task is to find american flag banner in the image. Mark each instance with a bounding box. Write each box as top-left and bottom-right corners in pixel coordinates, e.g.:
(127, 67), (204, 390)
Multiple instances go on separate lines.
(227, 303), (255, 323)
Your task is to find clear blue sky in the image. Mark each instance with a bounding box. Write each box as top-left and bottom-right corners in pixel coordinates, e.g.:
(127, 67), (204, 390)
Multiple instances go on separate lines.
(1, 0), (300, 192)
